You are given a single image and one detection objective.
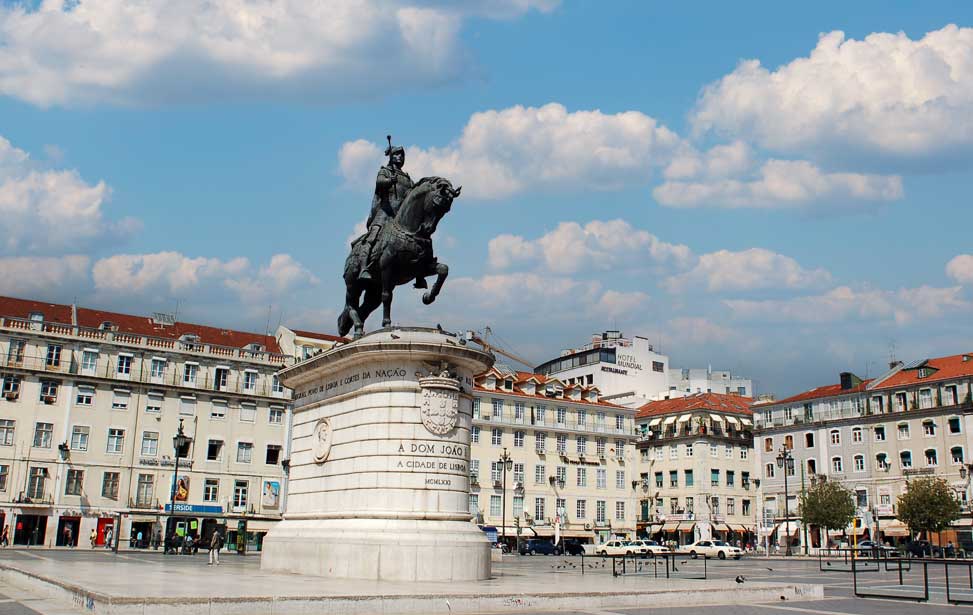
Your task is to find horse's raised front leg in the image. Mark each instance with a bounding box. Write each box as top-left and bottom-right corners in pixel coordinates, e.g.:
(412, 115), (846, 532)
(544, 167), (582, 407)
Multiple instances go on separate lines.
(422, 262), (449, 305)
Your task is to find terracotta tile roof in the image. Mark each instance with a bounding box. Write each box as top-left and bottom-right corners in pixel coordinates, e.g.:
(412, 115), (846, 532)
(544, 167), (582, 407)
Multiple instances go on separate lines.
(772, 380), (872, 405)
(474, 368), (625, 409)
(0, 296), (74, 324)
(0, 294), (282, 354)
(871, 353), (973, 390)
(636, 392), (753, 420)
(288, 328), (348, 344)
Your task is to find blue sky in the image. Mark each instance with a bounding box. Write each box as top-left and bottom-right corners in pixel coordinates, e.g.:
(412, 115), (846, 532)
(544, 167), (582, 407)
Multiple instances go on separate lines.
(1, 1), (972, 397)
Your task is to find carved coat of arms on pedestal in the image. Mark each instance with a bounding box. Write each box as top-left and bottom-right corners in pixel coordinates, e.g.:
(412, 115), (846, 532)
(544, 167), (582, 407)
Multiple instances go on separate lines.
(419, 370), (460, 436)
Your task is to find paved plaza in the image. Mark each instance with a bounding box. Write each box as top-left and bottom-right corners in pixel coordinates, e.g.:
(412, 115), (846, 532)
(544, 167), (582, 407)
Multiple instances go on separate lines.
(0, 550), (970, 615)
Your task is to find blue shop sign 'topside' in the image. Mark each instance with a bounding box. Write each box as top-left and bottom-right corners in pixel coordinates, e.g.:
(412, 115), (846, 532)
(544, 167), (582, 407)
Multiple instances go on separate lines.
(164, 503), (224, 514)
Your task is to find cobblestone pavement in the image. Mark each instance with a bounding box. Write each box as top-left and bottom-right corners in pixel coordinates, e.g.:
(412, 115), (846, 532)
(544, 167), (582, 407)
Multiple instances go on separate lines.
(0, 549), (969, 614)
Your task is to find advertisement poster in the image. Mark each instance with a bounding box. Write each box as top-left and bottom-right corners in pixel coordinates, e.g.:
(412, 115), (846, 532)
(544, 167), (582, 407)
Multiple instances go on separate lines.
(262, 480), (280, 508)
(175, 475), (190, 501)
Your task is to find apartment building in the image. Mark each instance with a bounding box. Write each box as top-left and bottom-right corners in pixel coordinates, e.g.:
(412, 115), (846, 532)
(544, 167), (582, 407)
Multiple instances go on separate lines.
(0, 296), (341, 550)
(634, 393), (756, 546)
(470, 366), (639, 548)
(753, 355), (973, 551)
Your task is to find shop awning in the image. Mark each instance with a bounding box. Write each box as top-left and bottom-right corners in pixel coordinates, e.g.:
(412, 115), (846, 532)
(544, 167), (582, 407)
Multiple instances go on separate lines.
(739, 417), (752, 426)
(648, 418), (662, 427)
(647, 524), (663, 534)
(128, 515), (161, 523)
(882, 522), (910, 537)
(677, 414), (692, 423)
(677, 522), (696, 532)
(241, 520), (280, 532)
(724, 415), (740, 426)
(662, 416), (677, 426)
(731, 524), (751, 533)
(532, 526), (555, 537)
(560, 529), (592, 538)
(775, 521), (799, 536)
(711, 522), (730, 532)
(951, 518), (973, 527)
(709, 413), (725, 424)
(661, 522), (680, 532)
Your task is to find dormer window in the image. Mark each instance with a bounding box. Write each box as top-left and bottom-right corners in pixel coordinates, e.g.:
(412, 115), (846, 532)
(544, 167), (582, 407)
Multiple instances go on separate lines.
(504, 379), (513, 391)
(29, 312), (44, 323)
(99, 321), (114, 331)
(244, 343), (265, 353)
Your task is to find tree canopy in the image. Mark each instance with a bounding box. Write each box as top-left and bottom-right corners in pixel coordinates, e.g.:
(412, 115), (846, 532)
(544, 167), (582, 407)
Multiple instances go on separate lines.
(800, 480), (856, 531)
(897, 477), (962, 535)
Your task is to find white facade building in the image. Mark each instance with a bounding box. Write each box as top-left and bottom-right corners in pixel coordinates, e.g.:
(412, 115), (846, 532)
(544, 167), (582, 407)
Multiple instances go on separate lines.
(535, 331), (669, 405)
(668, 368), (753, 398)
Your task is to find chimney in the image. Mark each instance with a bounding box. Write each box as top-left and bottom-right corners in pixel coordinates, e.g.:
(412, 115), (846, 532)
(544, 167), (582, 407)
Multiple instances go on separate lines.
(889, 360), (903, 370)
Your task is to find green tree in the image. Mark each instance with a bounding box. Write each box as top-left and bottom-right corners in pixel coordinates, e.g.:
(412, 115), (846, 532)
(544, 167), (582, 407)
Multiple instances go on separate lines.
(800, 480), (856, 537)
(897, 477), (961, 546)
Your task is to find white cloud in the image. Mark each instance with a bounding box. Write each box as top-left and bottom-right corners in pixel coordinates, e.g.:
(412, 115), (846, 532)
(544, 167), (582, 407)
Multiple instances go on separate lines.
(594, 290), (650, 319)
(725, 285), (968, 325)
(946, 254), (973, 284)
(0, 1), (555, 107)
(0, 135), (137, 254)
(653, 159), (902, 209)
(225, 253), (320, 302)
(664, 248), (831, 293)
(691, 25), (973, 163)
(92, 252), (250, 294)
(339, 103), (683, 199)
(0, 255), (90, 296)
(488, 219), (694, 274)
(664, 316), (750, 348)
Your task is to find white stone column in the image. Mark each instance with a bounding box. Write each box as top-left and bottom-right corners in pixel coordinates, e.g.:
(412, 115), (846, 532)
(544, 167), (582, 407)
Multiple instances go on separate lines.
(261, 328), (494, 581)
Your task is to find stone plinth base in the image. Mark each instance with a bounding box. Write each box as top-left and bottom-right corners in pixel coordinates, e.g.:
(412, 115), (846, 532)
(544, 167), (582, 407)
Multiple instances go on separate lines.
(261, 328), (495, 582)
(261, 518), (490, 581)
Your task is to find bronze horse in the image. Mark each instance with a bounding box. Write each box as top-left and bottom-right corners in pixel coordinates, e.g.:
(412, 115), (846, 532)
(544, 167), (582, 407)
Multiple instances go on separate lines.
(338, 177), (461, 338)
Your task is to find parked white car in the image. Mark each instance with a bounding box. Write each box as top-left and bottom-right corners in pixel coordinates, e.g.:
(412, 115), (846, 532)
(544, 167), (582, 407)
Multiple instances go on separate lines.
(627, 539), (671, 556)
(678, 540), (743, 560)
(596, 540), (636, 556)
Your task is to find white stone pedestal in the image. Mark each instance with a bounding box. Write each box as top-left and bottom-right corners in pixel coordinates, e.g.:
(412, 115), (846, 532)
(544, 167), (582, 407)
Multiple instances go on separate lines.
(261, 328), (494, 581)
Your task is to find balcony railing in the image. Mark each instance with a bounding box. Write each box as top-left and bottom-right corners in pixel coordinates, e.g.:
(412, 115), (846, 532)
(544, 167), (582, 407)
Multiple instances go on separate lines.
(0, 317), (288, 366)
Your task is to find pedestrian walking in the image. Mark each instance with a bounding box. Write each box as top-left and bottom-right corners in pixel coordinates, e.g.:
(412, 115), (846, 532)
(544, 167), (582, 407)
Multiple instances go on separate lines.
(89, 529), (97, 548)
(0, 526), (9, 547)
(208, 530), (222, 566)
(104, 527), (113, 549)
(136, 530), (143, 548)
(63, 526), (73, 547)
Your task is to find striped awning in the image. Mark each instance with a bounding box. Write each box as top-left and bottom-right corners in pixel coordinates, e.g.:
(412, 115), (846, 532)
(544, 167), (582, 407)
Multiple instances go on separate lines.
(724, 415), (739, 426)
(647, 524), (663, 534)
(677, 522), (696, 532)
(739, 417), (752, 426)
(663, 416), (677, 426)
(709, 413), (725, 423)
(661, 522), (680, 532)
(648, 418), (662, 427)
(677, 414), (692, 423)
(711, 522), (730, 532)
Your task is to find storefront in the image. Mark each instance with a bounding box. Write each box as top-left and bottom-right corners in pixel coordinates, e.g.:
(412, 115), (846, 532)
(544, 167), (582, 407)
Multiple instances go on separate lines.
(55, 516), (80, 546)
(14, 512), (48, 546)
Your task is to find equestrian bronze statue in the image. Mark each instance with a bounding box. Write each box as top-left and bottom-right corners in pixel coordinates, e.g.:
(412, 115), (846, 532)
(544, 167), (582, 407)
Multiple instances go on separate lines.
(338, 136), (461, 338)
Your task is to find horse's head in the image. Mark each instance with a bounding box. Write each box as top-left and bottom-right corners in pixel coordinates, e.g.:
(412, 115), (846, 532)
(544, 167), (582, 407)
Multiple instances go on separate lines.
(399, 176), (462, 234)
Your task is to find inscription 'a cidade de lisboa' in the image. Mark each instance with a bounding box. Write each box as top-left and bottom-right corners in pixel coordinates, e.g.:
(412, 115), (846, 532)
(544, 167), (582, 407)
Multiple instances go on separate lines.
(396, 441), (468, 478)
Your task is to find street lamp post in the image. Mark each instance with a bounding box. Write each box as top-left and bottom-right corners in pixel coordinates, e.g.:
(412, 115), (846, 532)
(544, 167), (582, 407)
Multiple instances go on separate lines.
(499, 448), (513, 551)
(776, 447), (795, 556)
(167, 419), (191, 556)
(753, 478), (761, 555)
